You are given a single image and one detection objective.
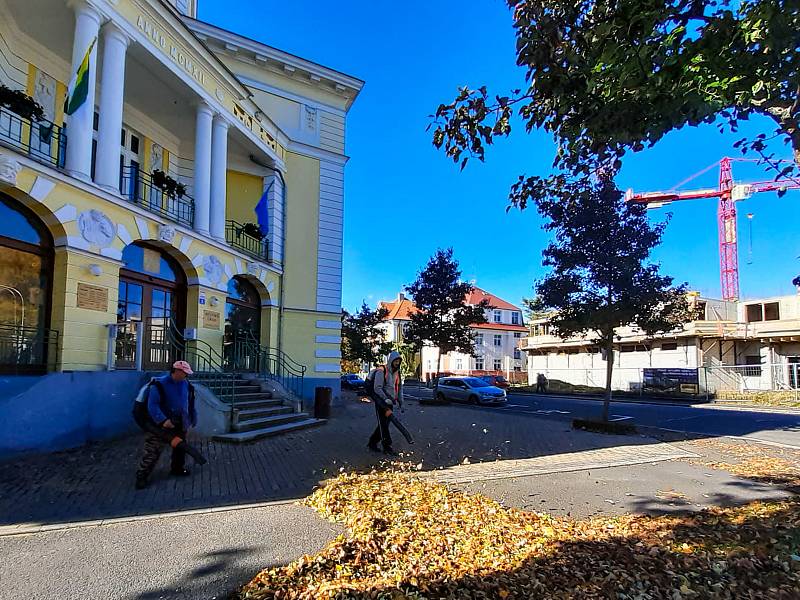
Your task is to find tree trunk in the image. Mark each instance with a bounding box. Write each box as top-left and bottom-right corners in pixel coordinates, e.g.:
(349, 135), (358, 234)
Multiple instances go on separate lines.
(434, 347), (442, 395)
(603, 334), (614, 422)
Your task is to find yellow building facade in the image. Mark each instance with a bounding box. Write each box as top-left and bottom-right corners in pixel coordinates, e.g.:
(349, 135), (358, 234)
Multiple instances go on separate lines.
(0, 0), (360, 410)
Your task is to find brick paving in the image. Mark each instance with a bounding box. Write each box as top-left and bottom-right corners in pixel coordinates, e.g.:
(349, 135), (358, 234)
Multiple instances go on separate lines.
(0, 396), (680, 532)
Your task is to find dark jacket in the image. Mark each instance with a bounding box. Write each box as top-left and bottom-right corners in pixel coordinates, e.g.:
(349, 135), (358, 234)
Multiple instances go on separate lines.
(147, 374), (197, 427)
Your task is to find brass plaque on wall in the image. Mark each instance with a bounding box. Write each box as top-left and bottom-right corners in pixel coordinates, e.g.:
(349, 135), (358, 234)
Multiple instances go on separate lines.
(76, 283), (109, 312)
(202, 310), (220, 329)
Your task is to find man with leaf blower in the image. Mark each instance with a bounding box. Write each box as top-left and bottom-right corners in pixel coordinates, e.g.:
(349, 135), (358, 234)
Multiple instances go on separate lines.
(133, 360), (207, 490)
(366, 350), (413, 455)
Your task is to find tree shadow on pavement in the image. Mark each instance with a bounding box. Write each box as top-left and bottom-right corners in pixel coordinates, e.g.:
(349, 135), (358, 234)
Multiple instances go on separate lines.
(133, 546), (266, 600)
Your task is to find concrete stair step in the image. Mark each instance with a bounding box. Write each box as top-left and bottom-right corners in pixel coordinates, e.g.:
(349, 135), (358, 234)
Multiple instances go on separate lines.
(213, 418), (325, 443)
(230, 398), (285, 410)
(232, 412), (312, 432)
(216, 392), (274, 402)
(234, 406), (294, 421)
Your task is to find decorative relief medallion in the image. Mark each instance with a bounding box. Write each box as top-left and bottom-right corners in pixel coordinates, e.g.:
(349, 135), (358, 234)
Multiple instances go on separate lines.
(78, 209), (115, 248)
(158, 224), (176, 243)
(202, 254), (223, 285)
(0, 153), (21, 185)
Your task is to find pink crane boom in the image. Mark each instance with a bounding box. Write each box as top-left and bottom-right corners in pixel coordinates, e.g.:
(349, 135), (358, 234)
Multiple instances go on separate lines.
(625, 157), (800, 301)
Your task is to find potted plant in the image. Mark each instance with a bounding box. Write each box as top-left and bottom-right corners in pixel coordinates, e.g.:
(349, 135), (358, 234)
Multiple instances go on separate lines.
(151, 169), (186, 199)
(242, 222), (265, 240)
(0, 85), (45, 121)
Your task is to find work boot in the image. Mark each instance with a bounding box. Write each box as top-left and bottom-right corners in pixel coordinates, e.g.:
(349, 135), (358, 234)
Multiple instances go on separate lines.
(383, 447), (399, 457)
(367, 443), (381, 453)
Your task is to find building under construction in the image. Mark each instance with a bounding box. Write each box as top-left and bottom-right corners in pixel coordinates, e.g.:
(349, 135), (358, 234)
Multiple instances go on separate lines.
(521, 293), (800, 397)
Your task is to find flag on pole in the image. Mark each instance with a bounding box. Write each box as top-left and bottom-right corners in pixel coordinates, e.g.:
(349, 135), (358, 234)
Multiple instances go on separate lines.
(254, 180), (273, 236)
(64, 37), (97, 116)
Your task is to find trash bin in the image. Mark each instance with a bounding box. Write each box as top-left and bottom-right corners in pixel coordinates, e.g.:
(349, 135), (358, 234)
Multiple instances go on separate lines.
(314, 386), (332, 419)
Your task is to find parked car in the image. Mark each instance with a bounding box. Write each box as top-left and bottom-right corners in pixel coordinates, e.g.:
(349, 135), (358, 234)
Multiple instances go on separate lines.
(435, 377), (507, 405)
(426, 373), (454, 388)
(341, 374), (366, 392)
(480, 374), (510, 389)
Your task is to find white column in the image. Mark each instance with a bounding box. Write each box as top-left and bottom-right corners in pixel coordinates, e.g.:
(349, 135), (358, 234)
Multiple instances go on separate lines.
(94, 23), (130, 192)
(193, 103), (213, 235)
(209, 115), (229, 241)
(64, 1), (101, 180)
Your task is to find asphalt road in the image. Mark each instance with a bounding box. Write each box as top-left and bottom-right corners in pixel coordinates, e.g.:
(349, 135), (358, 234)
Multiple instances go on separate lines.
(404, 386), (800, 448)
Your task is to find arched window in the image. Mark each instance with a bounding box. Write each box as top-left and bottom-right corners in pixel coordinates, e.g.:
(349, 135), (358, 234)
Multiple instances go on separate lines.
(0, 195), (52, 332)
(117, 243), (186, 370)
(0, 194), (54, 372)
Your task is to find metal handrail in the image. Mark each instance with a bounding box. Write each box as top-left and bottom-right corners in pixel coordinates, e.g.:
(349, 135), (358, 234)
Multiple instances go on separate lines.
(0, 321), (59, 373)
(231, 328), (306, 400)
(225, 219), (269, 262)
(145, 318), (241, 413)
(0, 105), (66, 169)
(119, 166), (195, 228)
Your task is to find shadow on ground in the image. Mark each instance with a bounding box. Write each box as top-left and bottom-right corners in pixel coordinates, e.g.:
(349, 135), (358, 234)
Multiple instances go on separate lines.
(1, 393), (797, 529)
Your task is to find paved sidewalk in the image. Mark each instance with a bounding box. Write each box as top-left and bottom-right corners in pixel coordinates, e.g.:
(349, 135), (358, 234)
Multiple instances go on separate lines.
(2, 397), (683, 532)
(0, 502), (339, 600)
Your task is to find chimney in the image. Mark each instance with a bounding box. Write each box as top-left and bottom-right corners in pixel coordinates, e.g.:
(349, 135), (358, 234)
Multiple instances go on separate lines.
(397, 292), (405, 302)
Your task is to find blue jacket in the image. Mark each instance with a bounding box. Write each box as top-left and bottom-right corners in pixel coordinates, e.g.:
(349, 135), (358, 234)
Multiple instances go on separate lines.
(147, 374), (197, 427)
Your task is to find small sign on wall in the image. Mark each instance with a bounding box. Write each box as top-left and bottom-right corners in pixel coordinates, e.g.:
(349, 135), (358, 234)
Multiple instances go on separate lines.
(76, 282), (109, 312)
(202, 310), (220, 329)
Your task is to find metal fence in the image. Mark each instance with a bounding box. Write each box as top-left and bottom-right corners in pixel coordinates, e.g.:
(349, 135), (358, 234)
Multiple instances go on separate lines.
(0, 105), (66, 169)
(700, 363), (800, 396)
(529, 363), (800, 400)
(0, 322), (59, 373)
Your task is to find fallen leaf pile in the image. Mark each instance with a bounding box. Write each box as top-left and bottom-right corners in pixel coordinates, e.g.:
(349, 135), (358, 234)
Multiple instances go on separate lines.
(688, 439), (800, 491)
(236, 468), (800, 599)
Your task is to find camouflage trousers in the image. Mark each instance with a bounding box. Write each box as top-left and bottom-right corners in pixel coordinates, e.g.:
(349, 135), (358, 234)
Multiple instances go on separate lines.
(136, 428), (187, 480)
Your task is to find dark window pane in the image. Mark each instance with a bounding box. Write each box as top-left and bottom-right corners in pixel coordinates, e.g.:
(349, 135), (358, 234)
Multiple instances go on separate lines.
(126, 303), (142, 321)
(93, 111), (99, 131)
(764, 302), (780, 321)
(120, 129), (126, 146)
(152, 289), (165, 309)
(131, 135), (140, 154)
(118, 282), (127, 302)
(746, 304), (762, 323)
(126, 284), (142, 304)
(0, 198), (45, 245)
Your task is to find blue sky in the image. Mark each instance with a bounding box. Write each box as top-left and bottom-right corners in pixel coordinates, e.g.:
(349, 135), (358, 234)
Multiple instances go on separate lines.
(201, 1), (800, 311)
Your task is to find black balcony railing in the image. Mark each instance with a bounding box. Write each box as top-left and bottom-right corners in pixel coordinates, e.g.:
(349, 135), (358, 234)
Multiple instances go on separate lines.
(0, 105), (66, 169)
(0, 322), (59, 374)
(119, 166), (194, 228)
(225, 220), (269, 262)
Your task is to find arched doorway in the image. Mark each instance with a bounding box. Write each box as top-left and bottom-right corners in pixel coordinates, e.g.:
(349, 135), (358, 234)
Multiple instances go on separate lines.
(0, 194), (53, 372)
(224, 276), (261, 370)
(116, 243), (186, 370)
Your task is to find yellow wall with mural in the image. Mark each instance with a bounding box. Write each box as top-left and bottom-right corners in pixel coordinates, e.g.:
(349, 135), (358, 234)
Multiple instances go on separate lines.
(226, 170), (263, 225)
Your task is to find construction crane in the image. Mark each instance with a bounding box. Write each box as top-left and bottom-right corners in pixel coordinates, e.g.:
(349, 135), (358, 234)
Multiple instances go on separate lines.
(625, 157), (800, 301)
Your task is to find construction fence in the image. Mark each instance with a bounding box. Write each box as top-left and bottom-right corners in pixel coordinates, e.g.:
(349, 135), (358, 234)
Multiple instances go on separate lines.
(530, 363), (800, 401)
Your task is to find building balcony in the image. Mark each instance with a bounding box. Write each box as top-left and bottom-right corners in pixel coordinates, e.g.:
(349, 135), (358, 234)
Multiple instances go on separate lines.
(225, 219), (269, 262)
(0, 105), (66, 170)
(119, 166), (195, 228)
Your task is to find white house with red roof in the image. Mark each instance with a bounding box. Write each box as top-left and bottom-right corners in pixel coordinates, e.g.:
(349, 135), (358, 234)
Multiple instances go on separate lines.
(378, 288), (528, 382)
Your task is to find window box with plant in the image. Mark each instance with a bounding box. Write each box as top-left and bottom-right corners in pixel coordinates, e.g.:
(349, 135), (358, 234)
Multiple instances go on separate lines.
(151, 169), (187, 199)
(0, 85), (45, 122)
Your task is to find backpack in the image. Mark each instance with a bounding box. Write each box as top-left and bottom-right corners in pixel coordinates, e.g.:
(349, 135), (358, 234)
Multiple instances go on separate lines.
(132, 378), (195, 431)
(364, 366), (387, 398)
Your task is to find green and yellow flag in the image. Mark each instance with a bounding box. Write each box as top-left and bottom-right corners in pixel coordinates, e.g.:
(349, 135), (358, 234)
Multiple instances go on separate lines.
(64, 37), (97, 116)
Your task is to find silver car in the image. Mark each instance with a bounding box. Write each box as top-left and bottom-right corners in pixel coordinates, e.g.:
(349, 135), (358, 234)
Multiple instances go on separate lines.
(435, 377), (507, 406)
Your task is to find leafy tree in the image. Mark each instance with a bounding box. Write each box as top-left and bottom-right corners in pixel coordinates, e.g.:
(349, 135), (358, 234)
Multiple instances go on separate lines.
(341, 304), (393, 370)
(404, 249), (490, 380)
(521, 294), (550, 322)
(533, 176), (693, 420)
(430, 0), (800, 190)
(393, 341), (420, 378)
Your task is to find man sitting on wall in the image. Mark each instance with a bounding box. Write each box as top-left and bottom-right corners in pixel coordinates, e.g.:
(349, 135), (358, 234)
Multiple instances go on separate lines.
(135, 360), (199, 490)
